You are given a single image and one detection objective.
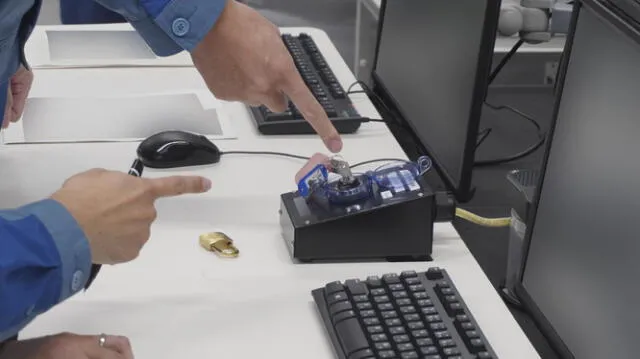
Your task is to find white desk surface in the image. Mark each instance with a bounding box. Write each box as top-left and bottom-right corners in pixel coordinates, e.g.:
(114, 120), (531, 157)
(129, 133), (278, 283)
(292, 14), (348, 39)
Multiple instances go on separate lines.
(1, 26), (540, 358)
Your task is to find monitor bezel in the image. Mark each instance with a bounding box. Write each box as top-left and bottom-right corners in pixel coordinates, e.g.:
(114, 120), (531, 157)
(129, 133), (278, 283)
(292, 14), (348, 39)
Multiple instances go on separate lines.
(369, 0), (501, 203)
(514, 1), (640, 358)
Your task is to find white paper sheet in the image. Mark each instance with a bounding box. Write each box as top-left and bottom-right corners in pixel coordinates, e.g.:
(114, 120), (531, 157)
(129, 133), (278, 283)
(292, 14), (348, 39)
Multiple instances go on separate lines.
(26, 24), (193, 68)
(1, 91), (237, 144)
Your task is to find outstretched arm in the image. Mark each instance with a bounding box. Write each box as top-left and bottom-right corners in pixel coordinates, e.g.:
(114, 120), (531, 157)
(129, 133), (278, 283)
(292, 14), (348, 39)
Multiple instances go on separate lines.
(0, 200), (91, 342)
(93, 0), (227, 56)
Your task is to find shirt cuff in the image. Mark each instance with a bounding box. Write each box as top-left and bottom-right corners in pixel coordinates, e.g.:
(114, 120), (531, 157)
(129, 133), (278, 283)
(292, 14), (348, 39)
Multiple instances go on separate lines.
(149, 0), (226, 54)
(18, 199), (92, 303)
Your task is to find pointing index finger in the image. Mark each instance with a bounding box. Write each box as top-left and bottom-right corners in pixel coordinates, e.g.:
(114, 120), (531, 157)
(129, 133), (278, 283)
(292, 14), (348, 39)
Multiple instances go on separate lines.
(280, 64), (343, 153)
(147, 176), (212, 198)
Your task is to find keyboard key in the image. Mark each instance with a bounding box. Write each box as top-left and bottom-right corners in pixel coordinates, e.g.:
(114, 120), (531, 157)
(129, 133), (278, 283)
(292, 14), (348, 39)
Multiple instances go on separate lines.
(374, 295), (390, 303)
(383, 273), (401, 284)
(447, 302), (464, 316)
(399, 306), (416, 314)
(389, 327), (406, 335)
(356, 302), (372, 310)
(367, 326), (384, 334)
(401, 270), (417, 278)
(425, 315), (442, 323)
(438, 339), (455, 348)
(409, 284), (425, 292)
(426, 267), (444, 280)
(466, 330), (480, 338)
(400, 352), (418, 359)
(363, 317), (380, 326)
(371, 288), (386, 296)
(392, 291), (408, 299)
(412, 329), (429, 338)
(421, 307), (437, 315)
(327, 291), (348, 305)
(416, 338), (434, 346)
(397, 343), (414, 352)
(430, 323), (446, 331)
(375, 342), (392, 351)
(470, 338), (486, 352)
(407, 321), (425, 330)
(420, 346), (438, 355)
(371, 334), (388, 342)
(348, 349), (374, 359)
(381, 311), (398, 319)
(385, 318), (402, 327)
(378, 303), (394, 311)
(396, 298), (412, 306)
(353, 295), (368, 303)
(389, 284), (404, 291)
(404, 314), (420, 322)
(334, 318), (370, 356)
(345, 279), (368, 296)
(360, 310), (376, 318)
(325, 281), (344, 294)
(443, 347), (460, 356)
(392, 335), (410, 343)
(478, 351), (492, 358)
(413, 292), (429, 299)
(332, 310), (356, 324)
(367, 276), (382, 287)
(433, 331), (451, 339)
(404, 277), (421, 285)
(330, 302), (353, 316)
(378, 350), (396, 358)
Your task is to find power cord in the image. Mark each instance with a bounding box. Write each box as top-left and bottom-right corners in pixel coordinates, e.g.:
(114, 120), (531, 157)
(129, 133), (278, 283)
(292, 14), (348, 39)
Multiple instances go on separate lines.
(454, 208), (511, 227)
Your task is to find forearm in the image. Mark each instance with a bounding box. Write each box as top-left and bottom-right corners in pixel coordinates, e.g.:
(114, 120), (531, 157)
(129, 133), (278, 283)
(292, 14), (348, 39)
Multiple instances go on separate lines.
(93, 0), (228, 56)
(0, 200), (91, 341)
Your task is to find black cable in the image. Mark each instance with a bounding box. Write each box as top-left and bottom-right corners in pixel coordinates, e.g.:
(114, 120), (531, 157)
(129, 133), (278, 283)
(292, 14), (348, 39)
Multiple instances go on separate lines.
(221, 151), (310, 161)
(474, 102), (546, 166)
(475, 128), (493, 149)
(350, 158), (412, 169)
(489, 39), (524, 84)
(222, 151), (412, 170)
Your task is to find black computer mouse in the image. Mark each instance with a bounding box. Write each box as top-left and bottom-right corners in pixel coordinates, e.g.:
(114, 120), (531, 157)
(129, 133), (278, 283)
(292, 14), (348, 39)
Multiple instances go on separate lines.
(136, 130), (221, 169)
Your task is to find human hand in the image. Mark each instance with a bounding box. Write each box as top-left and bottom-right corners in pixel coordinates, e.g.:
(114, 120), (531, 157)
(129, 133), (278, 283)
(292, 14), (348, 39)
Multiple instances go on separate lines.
(2, 65), (33, 129)
(51, 169), (212, 264)
(191, 0), (342, 153)
(0, 333), (134, 359)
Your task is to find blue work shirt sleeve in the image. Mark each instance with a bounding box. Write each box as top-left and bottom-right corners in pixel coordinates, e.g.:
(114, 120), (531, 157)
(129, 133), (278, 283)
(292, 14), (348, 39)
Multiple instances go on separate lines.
(94, 0), (227, 56)
(0, 199), (91, 339)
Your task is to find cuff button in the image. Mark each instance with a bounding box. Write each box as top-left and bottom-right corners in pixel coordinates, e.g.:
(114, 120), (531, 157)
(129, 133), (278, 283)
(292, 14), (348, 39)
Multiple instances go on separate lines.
(71, 270), (84, 292)
(172, 18), (190, 37)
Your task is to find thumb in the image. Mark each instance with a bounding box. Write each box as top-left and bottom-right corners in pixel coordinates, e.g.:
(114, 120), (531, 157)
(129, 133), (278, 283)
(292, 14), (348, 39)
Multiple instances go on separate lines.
(147, 176), (212, 198)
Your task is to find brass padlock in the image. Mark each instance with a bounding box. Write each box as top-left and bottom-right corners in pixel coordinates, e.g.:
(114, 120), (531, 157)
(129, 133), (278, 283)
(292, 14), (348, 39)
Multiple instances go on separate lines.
(199, 232), (239, 258)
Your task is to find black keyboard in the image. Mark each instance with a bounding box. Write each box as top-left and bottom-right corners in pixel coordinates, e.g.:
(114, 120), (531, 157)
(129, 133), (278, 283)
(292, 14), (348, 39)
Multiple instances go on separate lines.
(312, 268), (497, 359)
(248, 33), (366, 135)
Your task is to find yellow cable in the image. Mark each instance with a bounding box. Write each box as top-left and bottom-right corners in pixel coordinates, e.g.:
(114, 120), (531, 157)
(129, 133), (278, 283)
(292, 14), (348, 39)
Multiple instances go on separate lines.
(455, 208), (511, 227)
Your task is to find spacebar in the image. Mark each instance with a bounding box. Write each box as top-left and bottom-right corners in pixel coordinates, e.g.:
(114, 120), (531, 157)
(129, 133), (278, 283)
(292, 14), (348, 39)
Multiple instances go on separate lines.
(334, 318), (370, 355)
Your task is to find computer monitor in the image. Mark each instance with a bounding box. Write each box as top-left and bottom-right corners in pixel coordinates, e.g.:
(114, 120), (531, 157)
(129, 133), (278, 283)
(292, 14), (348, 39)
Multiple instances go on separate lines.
(517, 0), (640, 357)
(371, 0), (501, 202)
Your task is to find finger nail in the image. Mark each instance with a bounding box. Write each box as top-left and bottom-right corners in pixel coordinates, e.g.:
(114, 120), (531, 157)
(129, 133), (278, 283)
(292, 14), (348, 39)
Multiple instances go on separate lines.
(202, 178), (212, 191)
(328, 138), (343, 153)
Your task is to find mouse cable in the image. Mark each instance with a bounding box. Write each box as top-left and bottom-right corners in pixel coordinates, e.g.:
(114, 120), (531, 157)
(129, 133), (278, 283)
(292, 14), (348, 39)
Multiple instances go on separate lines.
(455, 208), (511, 227)
(221, 151), (311, 160)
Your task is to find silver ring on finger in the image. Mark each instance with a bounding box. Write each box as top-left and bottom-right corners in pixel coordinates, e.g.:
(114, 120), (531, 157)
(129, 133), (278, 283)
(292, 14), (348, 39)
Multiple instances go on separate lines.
(98, 333), (107, 348)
